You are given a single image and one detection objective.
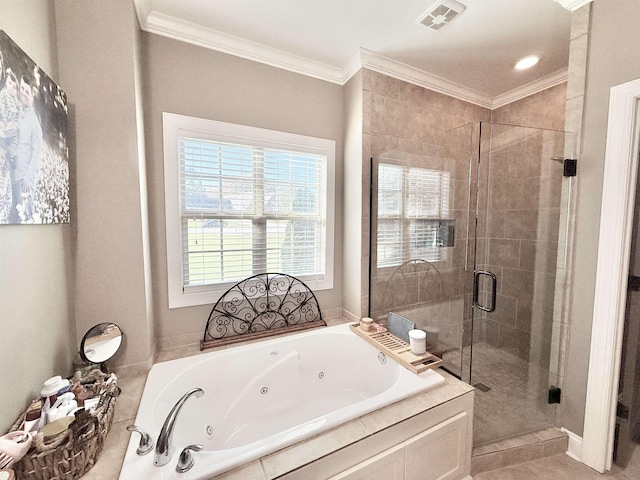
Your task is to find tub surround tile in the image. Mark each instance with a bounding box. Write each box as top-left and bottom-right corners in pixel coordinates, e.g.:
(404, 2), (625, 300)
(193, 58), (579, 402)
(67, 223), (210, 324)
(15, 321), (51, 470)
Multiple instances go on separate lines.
(156, 319), (353, 364)
(155, 332), (201, 352)
(341, 308), (360, 324)
(260, 418), (372, 479)
(155, 342), (203, 363)
(359, 371), (473, 433)
(156, 307), (346, 357)
(322, 307), (345, 320)
(216, 461), (266, 480)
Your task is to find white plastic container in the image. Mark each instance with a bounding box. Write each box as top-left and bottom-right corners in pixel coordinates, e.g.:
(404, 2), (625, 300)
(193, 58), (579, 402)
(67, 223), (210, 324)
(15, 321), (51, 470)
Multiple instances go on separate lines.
(40, 376), (70, 399)
(40, 376), (71, 424)
(408, 329), (427, 355)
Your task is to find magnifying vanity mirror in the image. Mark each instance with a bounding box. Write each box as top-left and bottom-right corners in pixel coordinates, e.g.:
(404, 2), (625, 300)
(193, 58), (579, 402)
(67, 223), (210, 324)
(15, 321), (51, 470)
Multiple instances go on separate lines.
(80, 322), (123, 366)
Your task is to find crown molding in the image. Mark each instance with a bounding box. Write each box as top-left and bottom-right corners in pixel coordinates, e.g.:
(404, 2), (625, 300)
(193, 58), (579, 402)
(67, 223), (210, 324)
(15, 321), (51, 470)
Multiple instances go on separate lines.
(492, 68), (568, 108)
(133, 1), (567, 110)
(354, 48), (494, 109)
(554, 0), (594, 11)
(342, 49), (366, 85)
(133, 0), (152, 25)
(141, 9), (344, 85)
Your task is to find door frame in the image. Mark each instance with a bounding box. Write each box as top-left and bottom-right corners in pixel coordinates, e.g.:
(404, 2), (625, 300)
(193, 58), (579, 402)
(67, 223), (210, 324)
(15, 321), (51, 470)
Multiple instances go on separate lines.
(582, 77), (640, 472)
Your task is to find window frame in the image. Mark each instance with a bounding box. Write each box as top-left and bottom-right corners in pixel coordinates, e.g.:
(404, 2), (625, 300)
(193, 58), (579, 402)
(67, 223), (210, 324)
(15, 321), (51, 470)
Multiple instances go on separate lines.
(163, 112), (335, 308)
(376, 163), (450, 270)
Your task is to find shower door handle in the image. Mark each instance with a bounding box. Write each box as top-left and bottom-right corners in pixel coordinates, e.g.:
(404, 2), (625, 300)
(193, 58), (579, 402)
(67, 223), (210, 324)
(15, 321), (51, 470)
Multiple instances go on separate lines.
(473, 270), (497, 313)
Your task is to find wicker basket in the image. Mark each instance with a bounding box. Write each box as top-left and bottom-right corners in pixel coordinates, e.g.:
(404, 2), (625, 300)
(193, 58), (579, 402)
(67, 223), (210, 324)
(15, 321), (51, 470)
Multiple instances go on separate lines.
(8, 370), (120, 480)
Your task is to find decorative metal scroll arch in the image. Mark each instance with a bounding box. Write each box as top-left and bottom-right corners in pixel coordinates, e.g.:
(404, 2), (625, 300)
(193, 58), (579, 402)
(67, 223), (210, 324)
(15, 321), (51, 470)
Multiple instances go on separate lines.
(201, 273), (325, 350)
(375, 259), (445, 322)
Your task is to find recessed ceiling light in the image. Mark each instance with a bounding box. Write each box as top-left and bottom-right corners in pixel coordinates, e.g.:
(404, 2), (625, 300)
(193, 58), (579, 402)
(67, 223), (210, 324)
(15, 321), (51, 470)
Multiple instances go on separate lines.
(514, 55), (540, 70)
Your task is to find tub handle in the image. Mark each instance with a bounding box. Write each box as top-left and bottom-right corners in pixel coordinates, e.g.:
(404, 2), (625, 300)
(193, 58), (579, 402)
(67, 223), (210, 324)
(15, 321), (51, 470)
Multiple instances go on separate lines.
(176, 444), (203, 473)
(125, 424), (154, 456)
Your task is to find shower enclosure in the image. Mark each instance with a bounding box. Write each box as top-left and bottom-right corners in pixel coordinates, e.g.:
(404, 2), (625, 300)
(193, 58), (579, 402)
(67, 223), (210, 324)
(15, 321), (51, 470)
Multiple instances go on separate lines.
(368, 122), (575, 447)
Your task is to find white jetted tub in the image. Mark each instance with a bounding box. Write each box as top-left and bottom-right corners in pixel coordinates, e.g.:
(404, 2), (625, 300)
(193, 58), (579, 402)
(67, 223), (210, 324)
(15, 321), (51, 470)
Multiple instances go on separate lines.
(120, 323), (445, 479)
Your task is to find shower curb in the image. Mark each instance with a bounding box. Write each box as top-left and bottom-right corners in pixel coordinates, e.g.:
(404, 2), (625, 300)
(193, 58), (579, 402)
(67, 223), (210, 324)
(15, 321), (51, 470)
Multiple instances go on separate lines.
(470, 428), (569, 475)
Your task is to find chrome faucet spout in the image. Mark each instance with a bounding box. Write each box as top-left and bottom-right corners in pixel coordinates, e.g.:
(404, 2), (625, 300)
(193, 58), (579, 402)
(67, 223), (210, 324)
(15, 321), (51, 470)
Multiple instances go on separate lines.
(154, 387), (204, 467)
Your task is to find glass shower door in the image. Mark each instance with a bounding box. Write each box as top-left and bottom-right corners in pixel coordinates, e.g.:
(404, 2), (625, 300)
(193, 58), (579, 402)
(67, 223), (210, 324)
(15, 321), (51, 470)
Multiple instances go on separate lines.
(368, 123), (477, 379)
(470, 122), (575, 446)
(369, 121), (575, 448)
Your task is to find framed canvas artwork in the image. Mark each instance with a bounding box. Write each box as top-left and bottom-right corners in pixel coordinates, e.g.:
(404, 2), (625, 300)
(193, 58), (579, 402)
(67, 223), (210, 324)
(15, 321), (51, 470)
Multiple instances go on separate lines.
(0, 30), (69, 225)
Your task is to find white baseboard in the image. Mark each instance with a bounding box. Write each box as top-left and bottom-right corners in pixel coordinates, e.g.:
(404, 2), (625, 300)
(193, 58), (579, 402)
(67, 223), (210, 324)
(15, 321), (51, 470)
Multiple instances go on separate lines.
(562, 428), (583, 462)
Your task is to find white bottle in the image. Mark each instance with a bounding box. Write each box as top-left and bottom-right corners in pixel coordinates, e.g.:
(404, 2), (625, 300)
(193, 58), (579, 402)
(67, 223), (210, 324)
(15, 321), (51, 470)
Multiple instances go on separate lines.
(46, 393), (77, 423)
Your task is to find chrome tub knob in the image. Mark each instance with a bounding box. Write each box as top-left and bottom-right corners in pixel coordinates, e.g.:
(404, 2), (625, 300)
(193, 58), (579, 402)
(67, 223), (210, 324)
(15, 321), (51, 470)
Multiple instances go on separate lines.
(176, 444), (203, 473)
(126, 424), (154, 455)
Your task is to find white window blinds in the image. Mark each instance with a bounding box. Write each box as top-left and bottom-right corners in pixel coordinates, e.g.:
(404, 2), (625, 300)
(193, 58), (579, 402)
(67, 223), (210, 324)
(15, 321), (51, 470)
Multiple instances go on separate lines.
(164, 113), (335, 308)
(377, 163), (450, 268)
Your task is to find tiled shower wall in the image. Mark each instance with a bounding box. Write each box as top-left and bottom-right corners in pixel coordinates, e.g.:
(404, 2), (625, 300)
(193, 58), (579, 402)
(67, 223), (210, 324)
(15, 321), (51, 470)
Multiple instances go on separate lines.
(475, 121), (567, 367)
(472, 84), (567, 369)
(362, 69), (490, 363)
(491, 83), (567, 131)
(369, 133), (474, 357)
(362, 69), (567, 370)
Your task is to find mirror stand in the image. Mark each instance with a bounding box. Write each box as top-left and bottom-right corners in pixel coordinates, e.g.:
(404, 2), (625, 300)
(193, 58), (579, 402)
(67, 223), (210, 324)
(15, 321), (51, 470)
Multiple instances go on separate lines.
(78, 323), (124, 373)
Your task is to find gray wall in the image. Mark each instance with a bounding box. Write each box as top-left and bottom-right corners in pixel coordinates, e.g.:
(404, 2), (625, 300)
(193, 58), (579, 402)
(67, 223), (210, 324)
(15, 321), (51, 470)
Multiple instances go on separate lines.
(55, 0), (154, 375)
(141, 34), (345, 349)
(0, 0), (76, 433)
(564, 0), (640, 436)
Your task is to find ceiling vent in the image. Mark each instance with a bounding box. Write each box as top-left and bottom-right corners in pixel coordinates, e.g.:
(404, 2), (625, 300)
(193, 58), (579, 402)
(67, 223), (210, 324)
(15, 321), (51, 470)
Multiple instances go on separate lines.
(416, 0), (467, 31)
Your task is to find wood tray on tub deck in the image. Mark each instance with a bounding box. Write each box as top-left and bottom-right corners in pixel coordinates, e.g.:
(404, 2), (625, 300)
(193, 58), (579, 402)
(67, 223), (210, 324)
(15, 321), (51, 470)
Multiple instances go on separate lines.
(349, 323), (442, 375)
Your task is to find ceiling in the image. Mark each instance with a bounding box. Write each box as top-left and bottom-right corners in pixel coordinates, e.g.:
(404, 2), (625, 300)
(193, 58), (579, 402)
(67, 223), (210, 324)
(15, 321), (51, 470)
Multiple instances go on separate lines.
(133, 0), (575, 108)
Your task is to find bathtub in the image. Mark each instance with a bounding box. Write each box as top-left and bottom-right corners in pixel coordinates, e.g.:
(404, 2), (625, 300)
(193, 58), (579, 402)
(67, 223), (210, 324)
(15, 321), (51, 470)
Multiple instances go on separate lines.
(119, 323), (445, 479)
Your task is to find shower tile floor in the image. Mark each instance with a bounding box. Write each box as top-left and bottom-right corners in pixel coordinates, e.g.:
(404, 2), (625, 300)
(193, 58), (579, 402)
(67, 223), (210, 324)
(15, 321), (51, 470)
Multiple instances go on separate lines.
(444, 342), (555, 447)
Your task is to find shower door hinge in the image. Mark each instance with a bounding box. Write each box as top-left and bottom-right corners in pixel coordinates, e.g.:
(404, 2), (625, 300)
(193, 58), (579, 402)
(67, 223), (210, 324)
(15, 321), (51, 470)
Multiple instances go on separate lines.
(628, 275), (640, 291)
(563, 159), (577, 177)
(617, 401), (629, 420)
(548, 386), (562, 404)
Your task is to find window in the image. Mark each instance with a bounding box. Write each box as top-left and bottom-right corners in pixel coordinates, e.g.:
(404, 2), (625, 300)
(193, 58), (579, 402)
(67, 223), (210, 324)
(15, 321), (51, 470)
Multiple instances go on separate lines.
(377, 163), (450, 268)
(163, 113), (335, 308)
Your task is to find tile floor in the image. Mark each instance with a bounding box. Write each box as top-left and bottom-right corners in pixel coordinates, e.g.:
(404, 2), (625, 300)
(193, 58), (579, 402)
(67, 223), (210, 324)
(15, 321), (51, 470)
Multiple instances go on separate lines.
(473, 445), (640, 479)
(444, 342), (555, 447)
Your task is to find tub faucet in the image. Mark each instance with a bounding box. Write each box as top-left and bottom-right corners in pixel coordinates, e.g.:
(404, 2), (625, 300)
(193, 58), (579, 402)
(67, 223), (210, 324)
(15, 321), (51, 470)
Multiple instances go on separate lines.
(154, 387), (205, 467)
